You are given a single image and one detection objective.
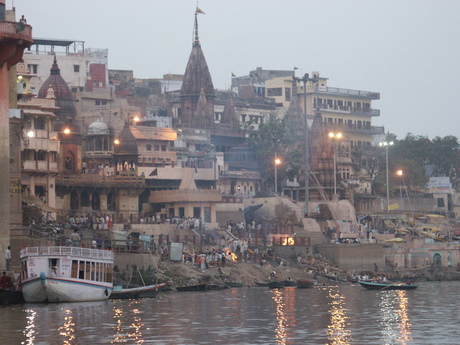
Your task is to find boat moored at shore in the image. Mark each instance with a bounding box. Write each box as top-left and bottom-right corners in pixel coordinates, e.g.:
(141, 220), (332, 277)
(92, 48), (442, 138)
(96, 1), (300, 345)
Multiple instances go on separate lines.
(20, 246), (114, 303)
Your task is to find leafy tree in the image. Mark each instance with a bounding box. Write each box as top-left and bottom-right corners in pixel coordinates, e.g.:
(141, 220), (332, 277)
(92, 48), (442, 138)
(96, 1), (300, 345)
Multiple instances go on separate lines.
(244, 115), (303, 191)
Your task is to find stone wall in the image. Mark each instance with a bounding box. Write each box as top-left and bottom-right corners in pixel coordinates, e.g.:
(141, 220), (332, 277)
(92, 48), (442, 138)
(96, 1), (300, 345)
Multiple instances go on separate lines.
(315, 243), (384, 272)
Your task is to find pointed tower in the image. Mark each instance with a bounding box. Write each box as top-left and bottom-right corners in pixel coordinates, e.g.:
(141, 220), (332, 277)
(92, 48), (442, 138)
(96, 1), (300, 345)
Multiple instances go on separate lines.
(284, 78), (304, 139)
(38, 56), (77, 129)
(220, 91), (240, 129)
(180, 11), (215, 127)
(38, 56), (81, 174)
(191, 88), (214, 128)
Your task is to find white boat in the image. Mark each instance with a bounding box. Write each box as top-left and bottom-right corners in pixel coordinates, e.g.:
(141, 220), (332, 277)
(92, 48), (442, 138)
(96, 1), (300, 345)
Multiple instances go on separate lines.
(20, 246), (114, 303)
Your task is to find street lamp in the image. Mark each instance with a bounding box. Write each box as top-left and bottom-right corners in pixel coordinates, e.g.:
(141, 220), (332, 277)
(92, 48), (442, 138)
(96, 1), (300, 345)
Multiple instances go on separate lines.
(328, 132), (342, 196)
(397, 169), (403, 210)
(379, 141), (394, 211)
(274, 157), (281, 195)
(293, 72), (318, 217)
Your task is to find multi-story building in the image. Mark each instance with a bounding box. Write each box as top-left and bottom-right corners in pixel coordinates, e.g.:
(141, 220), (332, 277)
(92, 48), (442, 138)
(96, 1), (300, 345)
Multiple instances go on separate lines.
(23, 39), (108, 94)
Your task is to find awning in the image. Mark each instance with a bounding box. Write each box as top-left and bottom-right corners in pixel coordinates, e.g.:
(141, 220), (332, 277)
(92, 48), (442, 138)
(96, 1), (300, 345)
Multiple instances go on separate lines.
(22, 195), (58, 213)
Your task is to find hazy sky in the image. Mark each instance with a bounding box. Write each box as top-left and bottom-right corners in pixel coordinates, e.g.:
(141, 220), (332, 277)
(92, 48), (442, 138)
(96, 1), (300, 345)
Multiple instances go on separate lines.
(9, 0), (460, 140)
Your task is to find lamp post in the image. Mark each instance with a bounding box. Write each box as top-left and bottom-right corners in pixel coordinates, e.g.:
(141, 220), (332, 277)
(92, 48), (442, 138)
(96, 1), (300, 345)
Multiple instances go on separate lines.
(328, 132), (342, 196)
(397, 169), (403, 210)
(294, 72), (318, 216)
(274, 157), (281, 195)
(379, 141), (394, 211)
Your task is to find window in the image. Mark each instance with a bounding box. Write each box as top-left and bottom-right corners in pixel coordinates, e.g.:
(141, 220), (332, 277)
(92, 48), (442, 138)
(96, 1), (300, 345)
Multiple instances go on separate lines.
(146, 144), (151, 151)
(34, 117), (46, 130)
(154, 145), (159, 151)
(285, 87), (291, 101)
(73, 65), (80, 72)
(267, 87), (282, 97)
(437, 198), (445, 208)
(95, 100), (100, 106)
(28, 64), (38, 74)
(204, 207), (211, 222)
(161, 145), (166, 151)
(241, 114), (246, 122)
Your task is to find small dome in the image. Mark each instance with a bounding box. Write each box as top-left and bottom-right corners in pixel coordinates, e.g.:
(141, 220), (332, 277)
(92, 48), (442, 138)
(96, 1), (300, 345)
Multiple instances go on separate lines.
(88, 119), (109, 135)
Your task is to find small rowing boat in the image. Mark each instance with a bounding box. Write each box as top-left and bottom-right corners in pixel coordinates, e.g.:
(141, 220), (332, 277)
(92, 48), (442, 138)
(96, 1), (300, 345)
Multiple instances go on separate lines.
(268, 281), (285, 289)
(358, 280), (417, 290)
(109, 283), (166, 299)
(297, 279), (315, 288)
(175, 283), (209, 292)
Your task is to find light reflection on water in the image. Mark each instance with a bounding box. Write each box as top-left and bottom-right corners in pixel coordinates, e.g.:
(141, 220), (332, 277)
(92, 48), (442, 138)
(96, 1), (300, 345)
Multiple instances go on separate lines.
(326, 287), (351, 345)
(1, 281), (460, 344)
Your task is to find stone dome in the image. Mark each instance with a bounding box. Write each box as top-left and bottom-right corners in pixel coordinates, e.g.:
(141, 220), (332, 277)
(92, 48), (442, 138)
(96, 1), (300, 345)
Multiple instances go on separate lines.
(88, 119), (109, 135)
(38, 56), (76, 120)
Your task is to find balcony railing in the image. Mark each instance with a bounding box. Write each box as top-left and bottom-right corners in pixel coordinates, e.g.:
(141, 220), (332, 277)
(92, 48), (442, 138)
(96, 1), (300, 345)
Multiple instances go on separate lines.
(314, 86), (380, 100)
(324, 123), (385, 135)
(316, 103), (380, 116)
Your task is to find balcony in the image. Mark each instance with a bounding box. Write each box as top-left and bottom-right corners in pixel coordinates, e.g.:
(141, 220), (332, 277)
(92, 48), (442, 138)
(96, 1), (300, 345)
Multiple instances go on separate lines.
(325, 123), (385, 135)
(56, 172), (145, 187)
(148, 189), (222, 203)
(0, 21), (33, 43)
(313, 85), (380, 100)
(316, 103), (380, 117)
(23, 160), (58, 172)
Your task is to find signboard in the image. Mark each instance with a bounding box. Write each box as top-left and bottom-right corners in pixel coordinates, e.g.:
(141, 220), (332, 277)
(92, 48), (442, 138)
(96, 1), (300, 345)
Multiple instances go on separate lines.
(388, 204), (399, 211)
(169, 242), (184, 262)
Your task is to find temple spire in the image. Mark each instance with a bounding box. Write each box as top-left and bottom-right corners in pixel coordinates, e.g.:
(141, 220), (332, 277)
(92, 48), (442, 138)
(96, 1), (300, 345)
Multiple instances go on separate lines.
(194, 6), (205, 47)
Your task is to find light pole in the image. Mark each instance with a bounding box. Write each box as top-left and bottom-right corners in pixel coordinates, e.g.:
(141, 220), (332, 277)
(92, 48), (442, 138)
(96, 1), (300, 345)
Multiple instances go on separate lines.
(397, 169), (403, 210)
(274, 156), (281, 195)
(328, 132), (342, 196)
(379, 141), (394, 211)
(294, 72), (318, 216)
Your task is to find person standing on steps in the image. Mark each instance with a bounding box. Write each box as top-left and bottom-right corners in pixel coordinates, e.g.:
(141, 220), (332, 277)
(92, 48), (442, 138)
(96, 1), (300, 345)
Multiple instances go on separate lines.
(5, 246), (11, 271)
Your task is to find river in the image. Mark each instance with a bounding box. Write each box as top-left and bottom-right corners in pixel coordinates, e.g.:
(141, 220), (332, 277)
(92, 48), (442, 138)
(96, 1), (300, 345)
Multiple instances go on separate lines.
(1, 281), (459, 344)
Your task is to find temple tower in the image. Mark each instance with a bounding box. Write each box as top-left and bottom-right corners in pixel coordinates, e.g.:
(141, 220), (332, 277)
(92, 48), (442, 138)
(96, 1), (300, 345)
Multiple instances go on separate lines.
(180, 10), (215, 128)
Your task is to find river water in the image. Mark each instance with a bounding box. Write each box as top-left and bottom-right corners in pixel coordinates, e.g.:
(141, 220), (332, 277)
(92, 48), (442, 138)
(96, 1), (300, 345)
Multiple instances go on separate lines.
(1, 281), (459, 345)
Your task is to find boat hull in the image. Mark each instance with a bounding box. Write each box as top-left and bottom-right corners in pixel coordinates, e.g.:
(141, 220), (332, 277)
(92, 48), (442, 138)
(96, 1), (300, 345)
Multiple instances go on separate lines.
(22, 277), (112, 303)
(109, 283), (166, 299)
(297, 279), (315, 288)
(268, 281), (285, 289)
(176, 283), (209, 292)
(358, 281), (417, 290)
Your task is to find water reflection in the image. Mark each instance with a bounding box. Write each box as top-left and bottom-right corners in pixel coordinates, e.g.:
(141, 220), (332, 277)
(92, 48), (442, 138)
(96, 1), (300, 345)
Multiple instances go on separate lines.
(58, 309), (76, 344)
(326, 287), (351, 345)
(379, 291), (412, 344)
(111, 299), (145, 344)
(22, 308), (37, 345)
(271, 289), (287, 345)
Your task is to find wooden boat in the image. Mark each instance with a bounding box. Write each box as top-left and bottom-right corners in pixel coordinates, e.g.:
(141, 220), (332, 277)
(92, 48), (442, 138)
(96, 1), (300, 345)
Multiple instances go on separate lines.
(268, 281), (285, 289)
(224, 281), (243, 288)
(255, 281), (269, 287)
(175, 283), (209, 292)
(0, 289), (25, 305)
(358, 280), (418, 290)
(109, 283), (166, 299)
(208, 284), (228, 290)
(282, 280), (297, 287)
(20, 246), (114, 303)
(297, 279), (315, 288)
